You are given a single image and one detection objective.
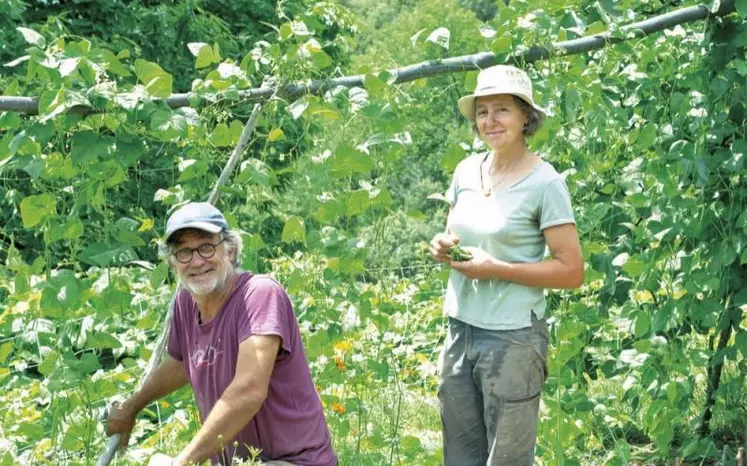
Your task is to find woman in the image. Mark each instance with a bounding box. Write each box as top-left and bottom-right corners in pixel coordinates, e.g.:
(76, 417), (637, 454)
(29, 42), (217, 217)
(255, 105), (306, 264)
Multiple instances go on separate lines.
(429, 65), (584, 466)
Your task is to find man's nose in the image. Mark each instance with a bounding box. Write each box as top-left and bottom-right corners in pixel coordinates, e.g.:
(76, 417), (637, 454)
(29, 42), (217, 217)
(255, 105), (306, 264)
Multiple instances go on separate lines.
(189, 251), (208, 266)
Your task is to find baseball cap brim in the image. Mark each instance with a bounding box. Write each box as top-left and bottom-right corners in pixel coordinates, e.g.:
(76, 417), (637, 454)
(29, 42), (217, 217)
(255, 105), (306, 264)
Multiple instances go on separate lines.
(165, 221), (223, 241)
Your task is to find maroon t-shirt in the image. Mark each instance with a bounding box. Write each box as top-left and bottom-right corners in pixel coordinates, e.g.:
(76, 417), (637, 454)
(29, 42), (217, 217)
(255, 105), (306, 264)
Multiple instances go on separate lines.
(167, 272), (337, 466)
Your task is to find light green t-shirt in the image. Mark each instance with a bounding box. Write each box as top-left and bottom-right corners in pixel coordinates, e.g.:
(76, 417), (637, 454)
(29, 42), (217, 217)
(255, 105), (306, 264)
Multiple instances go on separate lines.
(444, 153), (575, 330)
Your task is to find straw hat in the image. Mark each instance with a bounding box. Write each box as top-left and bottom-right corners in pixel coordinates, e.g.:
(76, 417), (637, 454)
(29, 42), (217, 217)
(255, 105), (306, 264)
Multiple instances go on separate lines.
(458, 65), (546, 121)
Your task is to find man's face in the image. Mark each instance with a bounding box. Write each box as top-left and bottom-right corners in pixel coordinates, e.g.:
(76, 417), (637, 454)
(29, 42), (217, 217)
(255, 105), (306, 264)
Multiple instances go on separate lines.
(171, 230), (234, 297)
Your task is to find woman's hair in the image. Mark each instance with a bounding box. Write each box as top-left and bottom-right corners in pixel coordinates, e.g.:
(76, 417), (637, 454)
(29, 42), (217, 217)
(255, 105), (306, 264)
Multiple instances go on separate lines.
(513, 96), (543, 136)
(159, 228), (244, 267)
(471, 95), (543, 137)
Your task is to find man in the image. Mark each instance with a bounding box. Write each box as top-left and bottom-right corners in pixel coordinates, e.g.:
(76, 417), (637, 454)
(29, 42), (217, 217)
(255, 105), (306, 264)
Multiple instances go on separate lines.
(106, 202), (337, 466)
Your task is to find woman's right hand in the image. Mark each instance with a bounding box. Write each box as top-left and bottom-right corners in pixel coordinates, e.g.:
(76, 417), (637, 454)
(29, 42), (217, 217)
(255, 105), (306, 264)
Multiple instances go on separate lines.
(429, 232), (459, 263)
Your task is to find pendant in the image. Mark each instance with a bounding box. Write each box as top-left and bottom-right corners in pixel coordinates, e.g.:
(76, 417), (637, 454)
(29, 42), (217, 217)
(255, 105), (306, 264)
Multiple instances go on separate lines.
(483, 188), (492, 197)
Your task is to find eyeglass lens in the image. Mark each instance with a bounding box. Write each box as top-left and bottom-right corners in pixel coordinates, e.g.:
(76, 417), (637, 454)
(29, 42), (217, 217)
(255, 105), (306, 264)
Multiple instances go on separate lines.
(175, 243), (217, 263)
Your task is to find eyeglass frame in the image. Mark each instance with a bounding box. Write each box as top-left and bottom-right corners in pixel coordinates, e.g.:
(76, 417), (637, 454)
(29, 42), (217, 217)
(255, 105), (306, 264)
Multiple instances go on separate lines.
(172, 236), (227, 264)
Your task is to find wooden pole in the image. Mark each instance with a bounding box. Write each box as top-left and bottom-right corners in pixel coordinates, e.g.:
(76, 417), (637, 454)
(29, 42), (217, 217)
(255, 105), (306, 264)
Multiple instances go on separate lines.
(0, 0), (736, 115)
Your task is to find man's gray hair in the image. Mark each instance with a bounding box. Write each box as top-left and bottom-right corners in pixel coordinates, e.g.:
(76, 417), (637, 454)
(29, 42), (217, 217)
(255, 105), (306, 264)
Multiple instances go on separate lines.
(158, 228), (243, 267)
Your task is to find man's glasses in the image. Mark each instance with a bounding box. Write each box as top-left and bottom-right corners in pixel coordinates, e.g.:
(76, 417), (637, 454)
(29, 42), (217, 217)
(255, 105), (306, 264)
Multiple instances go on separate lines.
(173, 237), (226, 264)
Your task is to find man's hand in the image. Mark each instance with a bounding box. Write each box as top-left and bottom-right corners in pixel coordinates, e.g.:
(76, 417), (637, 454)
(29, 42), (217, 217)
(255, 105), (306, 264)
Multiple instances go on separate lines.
(106, 403), (137, 448)
(147, 452), (176, 466)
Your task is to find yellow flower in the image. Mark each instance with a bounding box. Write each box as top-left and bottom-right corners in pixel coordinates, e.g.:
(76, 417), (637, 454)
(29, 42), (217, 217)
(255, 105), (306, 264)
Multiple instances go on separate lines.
(333, 340), (352, 352)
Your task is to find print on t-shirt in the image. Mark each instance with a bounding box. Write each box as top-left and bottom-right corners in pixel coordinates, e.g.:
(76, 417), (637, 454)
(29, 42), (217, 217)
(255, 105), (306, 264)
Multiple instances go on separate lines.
(190, 338), (223, 368)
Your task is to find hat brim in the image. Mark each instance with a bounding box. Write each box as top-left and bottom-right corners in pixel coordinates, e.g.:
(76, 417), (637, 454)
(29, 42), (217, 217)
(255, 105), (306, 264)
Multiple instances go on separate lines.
(166, 221), (223, 241)
(458, 91), (547, 122)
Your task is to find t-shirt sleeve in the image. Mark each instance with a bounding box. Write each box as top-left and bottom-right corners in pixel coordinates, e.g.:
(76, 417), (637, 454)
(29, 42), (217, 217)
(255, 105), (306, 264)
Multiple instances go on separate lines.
(167, 293), (184, 361)
(444, 172), (458, 207)
(539, 177), (576, 230)
(236, 277), (293, 355)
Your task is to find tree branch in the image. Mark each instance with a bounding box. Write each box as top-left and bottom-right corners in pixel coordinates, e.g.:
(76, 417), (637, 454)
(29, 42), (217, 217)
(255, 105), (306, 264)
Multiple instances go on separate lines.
(0, 0), (736, 115)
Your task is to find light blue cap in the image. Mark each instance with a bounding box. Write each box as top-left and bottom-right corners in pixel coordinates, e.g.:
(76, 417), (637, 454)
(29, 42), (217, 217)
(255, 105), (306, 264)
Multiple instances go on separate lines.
(165, 202), (228, 241)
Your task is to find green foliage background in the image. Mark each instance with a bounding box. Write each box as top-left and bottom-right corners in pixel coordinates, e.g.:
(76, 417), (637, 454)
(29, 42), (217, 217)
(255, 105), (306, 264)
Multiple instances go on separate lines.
(1, 0), (746, 465)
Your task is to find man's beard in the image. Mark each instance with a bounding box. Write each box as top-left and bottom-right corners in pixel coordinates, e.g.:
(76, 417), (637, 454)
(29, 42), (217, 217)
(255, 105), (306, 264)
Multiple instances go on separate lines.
(179, 257), (233, 297)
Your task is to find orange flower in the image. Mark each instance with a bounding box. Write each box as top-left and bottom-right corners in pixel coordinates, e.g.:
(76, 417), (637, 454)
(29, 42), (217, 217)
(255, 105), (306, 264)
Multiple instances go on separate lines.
(334, 355), (346, 371)
(331, 402), (345, 414)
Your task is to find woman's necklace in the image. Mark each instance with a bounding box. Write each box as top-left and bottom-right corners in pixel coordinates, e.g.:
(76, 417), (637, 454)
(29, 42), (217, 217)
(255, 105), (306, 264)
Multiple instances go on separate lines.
(480, 150), (526, 197)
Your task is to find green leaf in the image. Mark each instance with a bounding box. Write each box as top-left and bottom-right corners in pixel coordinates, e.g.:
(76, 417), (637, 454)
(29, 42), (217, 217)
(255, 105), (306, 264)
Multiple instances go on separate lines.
(115, 230), (146, 246)
(634, 312), (650, 338)
(8, 130), (28, 157)
(464, 70), (478, 92)
(77, 243), (138, 267)
(45, 217), (85, 244)
(237, 158), (277, 186)
(211, 122), (233, 147)
(59, 57), (81, 77)
(38, 352), (59, 376)
(347, 190), (370, 216)
(367, 359), (390, 380)
(146, 74), (173, 98)
(492, 36), (512, 53)
(85, 332), (122, 349)
(282, 216), (306, 244)
(279, 23), (293, 40)
(134, 59), (173, 98)
(71, 131), (115, 165)
(0, 342), (13, 364)
(74, 353), (101, 374)
(727, 139), (747, 173)
(666, 381), (677, 404)
(40, 270), (81, 317)
(736, 0), (747, 18)
(188, 42), (221, 68)
(20, 193), (56, 228)
(622, 256), (646, 277)
(363, 74), (387, 96)
(115, 139), (145, 169)
(268, 128), (285, 142)
(244, 233), (266, 251)
(150, 110), (187, 139)
(177, 159), (208, 182)
(17, 27), (45, 48)
(226, 118), (242, 139)
(331, 144), (373, 177)
(289, 96), (310, 119)
(441, 144), (466, 172)
(101, 49), (131, 76)
(150, 262), (170, 288)
(735, 330), (747, 358)
(0, 112), (22, 130)
(636, 124), (657, 149)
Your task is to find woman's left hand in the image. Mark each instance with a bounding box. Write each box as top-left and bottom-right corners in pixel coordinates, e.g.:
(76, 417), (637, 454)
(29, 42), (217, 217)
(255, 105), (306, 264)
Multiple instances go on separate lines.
(449, 247), (504, 280)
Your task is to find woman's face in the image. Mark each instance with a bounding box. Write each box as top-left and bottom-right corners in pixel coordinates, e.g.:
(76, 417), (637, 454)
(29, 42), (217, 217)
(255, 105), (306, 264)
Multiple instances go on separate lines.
(474, 94), (528, 150)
